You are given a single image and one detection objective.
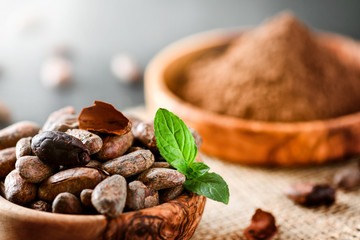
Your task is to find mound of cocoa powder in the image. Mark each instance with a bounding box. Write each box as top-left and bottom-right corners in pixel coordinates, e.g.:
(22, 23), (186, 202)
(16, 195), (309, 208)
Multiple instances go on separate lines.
(177, 12), (360, 122)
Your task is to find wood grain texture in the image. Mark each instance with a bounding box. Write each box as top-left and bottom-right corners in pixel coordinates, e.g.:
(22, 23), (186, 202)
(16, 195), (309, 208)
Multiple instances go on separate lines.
(145, 29), (360, 166)
(0, 189), (205, 240)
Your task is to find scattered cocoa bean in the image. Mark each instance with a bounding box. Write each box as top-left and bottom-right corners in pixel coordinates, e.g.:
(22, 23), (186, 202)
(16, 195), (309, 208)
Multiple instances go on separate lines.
(15, 137), (33, 159)
(4, 170), (37, 205)
(38, 167), (104, 202)
(31, 131), (90, 166)
(91, 174), (127, 218)
(0, 121), (40, 150)
(0, 147), (16, 178)
(244, 209), (277, 240)
(138, 168), (186, 191)
(41, 56), (72, 89)
(96, 132), (134, 161)
(103, 149), (154, 177)
(29, 200), (51, 212)
(160, 185), (184, 203)
(16, 156), (55, 183)
(42, 106), (78, 132)
(130, 118), (158, 154)
(333, 167), (360, 191)
(52, 192), (82, 214)
(152, 162), (173, 169)
(285, 183), (336, 207)
(111, 54), (141, 84)
(66, 129), (103, 155)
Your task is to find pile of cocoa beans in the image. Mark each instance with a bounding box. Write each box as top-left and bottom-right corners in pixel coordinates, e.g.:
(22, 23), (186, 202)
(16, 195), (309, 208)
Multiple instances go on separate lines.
(0, 107), (201, 217)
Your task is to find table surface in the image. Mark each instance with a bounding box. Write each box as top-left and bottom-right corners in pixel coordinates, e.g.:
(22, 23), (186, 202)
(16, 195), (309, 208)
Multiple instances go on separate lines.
(0, 0), (360, 126)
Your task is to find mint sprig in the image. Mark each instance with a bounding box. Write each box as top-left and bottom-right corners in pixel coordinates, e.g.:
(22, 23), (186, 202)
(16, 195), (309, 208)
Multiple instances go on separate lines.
(154, 108), (229, 204)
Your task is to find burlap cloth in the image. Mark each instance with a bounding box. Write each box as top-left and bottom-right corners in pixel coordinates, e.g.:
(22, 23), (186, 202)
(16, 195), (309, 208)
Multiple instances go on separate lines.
(127, 107), (360, 240)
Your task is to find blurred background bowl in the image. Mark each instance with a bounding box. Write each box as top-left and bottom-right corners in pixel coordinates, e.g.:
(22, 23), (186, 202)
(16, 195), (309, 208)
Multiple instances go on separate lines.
(145, 29), (360, 166)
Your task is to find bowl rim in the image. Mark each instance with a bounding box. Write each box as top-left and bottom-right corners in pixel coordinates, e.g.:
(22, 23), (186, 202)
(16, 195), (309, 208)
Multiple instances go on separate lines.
(145, 27), (360, 133)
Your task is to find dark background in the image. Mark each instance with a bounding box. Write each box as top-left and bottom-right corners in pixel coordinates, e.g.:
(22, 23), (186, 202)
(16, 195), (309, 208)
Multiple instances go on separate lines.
(1, 0), (360, 125)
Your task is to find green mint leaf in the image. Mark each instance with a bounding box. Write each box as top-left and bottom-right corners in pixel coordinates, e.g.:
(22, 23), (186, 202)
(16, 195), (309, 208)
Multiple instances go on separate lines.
(154, 108), (197, 170)
(184, 172), (229, 204)
(187, 162), (210, 179)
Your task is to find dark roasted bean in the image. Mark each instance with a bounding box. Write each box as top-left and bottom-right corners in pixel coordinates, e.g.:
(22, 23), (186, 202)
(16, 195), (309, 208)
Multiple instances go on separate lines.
(31, 131), (90, 166)
(66, 129), (103, 155)
(16, 156), (55, 183)
(285, 183), (336, 207)
(29, 200), (51, 212)
(38, 167), (104, 202)
(103, 149), (154, 177)
(52, 192), (83, 214)
(96, 132), (134, 161)
(0, 147), (16, 178)
(91, 175), (127, 218)
(4, 170), (37, 205)
(15, 137), (33, 159)
(42, 106), (78, 132)
(0, 121), (40, 150)
(138, 168), (186, 191)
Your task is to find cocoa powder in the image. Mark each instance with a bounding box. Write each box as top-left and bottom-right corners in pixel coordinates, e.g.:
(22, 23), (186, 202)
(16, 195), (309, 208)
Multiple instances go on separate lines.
(177, 12), (360, 122)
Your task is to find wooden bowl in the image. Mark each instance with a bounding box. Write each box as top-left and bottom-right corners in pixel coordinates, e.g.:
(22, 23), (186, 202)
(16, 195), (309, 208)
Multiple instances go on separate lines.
(145, 29), (360, 166)
(0, 189), (205, 240)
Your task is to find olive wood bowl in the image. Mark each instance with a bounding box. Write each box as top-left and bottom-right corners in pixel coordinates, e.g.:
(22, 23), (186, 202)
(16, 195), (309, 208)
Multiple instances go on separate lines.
(0, 190), (205, 240)
(145, 29), (360, 166)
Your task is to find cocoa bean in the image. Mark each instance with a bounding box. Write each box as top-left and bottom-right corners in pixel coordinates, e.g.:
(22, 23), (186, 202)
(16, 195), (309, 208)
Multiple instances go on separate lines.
(15, 137), (33, 159)
(52, 192), (82, 214)
(0, 121), (40, 150)
(16, 156), (55, 183)
(4, 170), (37, 205)
(66, 129), (103, 155)
(96, 132), (134, 161)
(126, 180), (146, 211)
(31, 131), (90, 166)
(0, 147), (16, 178)
(91, 175), (127, 218)
(86, 160), (103, 169)
(29, 200), (51, 212)
(152, 162), (173, 169)
(138, 168), (186, 191)
(333, 167), (360, 191)
(42, 106), (78, 132)
(160, 185), (184, 203)
(103, 149), (154, 177)
(131, 118), (158, 154)
(80, 189), (93, 208)
(38, 167), (104, 202)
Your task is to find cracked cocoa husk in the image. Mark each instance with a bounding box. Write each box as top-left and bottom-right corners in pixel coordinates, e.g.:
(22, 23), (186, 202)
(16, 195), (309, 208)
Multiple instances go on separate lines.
(244, 209), (277, 240)
(78, 101), (131, 135)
